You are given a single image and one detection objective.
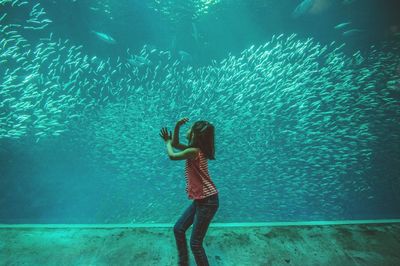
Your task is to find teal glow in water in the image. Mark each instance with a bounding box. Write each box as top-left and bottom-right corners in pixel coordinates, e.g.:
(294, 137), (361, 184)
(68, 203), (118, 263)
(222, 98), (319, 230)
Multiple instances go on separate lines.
(0, 0), (399, 224)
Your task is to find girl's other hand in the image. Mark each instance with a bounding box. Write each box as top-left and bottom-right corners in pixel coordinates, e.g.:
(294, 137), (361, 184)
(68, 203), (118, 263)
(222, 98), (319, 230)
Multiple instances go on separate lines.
(177, 117), (189, 126)
(159, 127), (172, 142)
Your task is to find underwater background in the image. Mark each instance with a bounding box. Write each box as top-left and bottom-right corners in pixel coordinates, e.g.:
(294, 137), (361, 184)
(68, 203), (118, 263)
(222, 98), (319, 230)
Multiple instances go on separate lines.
(0, 0), (399, 224)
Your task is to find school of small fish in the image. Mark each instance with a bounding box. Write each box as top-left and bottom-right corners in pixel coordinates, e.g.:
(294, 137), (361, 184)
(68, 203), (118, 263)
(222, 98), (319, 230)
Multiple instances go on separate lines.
(1, 0), (399, 222)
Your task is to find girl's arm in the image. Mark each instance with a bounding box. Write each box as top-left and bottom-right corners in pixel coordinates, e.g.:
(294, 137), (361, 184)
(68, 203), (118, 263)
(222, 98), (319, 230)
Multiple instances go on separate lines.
(172, 122), (189, 150)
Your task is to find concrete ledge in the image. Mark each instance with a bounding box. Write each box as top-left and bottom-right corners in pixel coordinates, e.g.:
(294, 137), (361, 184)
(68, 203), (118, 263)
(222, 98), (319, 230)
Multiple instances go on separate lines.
(1, 222), (400, 265)
(1, 219), (400, 228)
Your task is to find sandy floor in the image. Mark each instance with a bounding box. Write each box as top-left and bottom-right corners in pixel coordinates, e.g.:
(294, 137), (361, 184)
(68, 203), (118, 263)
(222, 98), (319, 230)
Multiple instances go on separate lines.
(1, 222), (399, 265)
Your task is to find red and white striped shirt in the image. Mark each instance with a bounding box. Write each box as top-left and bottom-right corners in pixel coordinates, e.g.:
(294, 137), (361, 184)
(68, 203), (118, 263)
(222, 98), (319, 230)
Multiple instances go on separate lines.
(185, 149), (218, 200)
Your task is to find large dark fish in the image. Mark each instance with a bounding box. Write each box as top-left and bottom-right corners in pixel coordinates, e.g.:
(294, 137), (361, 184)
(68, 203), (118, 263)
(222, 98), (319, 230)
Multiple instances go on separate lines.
(292, 0), (315, 19)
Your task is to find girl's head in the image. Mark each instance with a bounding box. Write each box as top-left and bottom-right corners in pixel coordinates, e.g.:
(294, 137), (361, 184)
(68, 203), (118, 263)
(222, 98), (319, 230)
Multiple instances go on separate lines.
(186, 120), (215, 160)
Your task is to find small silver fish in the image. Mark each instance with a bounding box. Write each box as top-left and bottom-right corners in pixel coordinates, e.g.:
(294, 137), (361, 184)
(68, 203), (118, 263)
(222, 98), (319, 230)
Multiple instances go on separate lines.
(343, 29), (365, 37)
(91, 30), (116, 44)
(334, 22), (351, 30)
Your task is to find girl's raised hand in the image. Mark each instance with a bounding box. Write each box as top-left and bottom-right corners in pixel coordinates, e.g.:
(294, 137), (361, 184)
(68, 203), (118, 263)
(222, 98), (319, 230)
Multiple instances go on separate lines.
(177, 117), (189, 126)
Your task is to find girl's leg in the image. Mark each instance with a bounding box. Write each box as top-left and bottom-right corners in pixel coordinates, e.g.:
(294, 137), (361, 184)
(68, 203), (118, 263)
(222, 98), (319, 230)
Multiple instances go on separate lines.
(174, 201), (196, 266)
(190, 194), (219, 266)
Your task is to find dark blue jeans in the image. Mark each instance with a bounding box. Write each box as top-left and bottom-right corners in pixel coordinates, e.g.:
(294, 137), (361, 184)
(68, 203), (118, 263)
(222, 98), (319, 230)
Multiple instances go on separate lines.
(173, 193), (219, 266)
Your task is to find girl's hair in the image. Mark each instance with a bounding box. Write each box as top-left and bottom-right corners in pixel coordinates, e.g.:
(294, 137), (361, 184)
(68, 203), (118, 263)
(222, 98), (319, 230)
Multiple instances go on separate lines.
(188, 121), (215, 160)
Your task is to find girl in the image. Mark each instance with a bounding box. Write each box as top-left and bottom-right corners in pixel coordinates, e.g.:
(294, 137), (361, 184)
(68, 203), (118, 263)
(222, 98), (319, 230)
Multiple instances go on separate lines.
(160, 117), (219, 266)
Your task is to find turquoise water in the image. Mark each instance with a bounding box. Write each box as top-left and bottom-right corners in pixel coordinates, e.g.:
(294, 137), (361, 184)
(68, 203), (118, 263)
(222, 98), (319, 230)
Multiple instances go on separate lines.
(0, 0), (399, 224)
